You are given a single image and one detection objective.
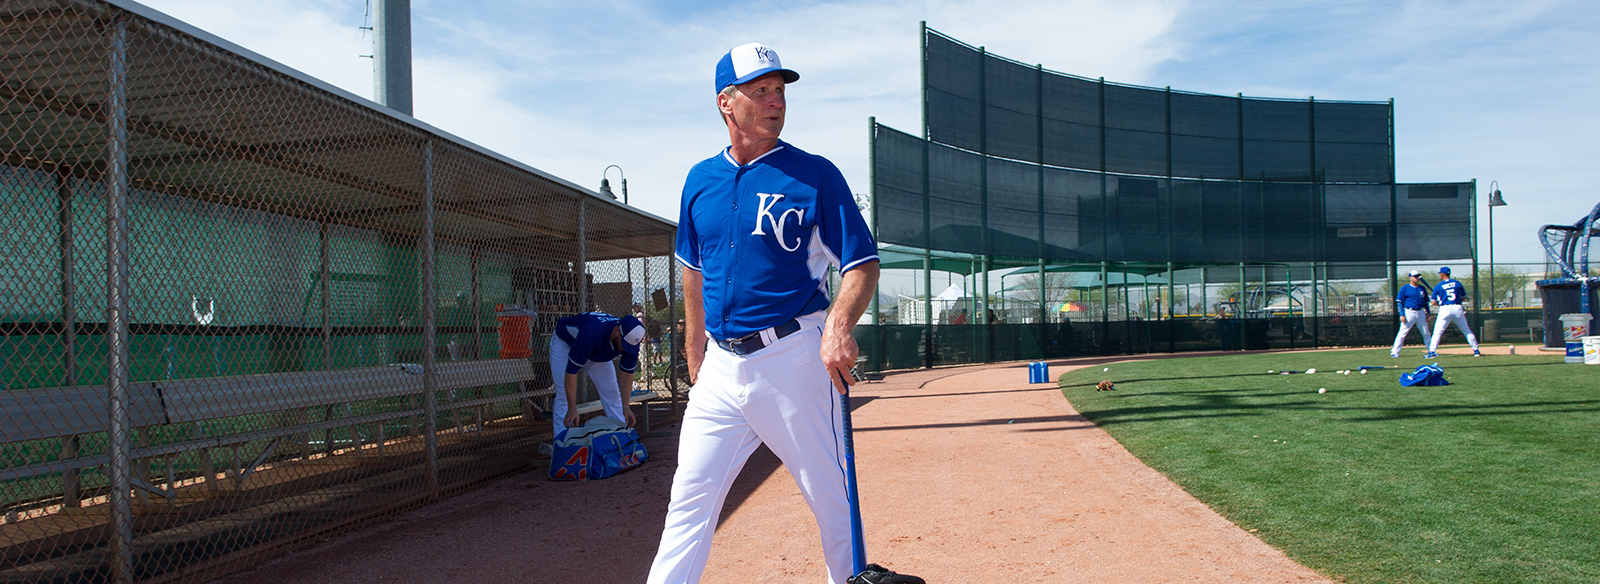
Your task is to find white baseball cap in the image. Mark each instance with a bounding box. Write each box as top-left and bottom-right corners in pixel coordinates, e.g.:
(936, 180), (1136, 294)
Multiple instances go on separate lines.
(715, 43), (799, 94)
(619, 315), (646, 350)
(1408, 270), (1421, 277)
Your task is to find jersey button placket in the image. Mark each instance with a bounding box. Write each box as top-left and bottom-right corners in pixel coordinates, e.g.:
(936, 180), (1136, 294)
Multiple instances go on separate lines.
(723, 166), (744, 328)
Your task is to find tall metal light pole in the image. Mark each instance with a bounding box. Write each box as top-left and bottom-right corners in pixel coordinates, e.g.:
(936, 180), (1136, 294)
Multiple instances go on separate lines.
(1487, 181), (1507, 310)
(373, 0), (412, 115)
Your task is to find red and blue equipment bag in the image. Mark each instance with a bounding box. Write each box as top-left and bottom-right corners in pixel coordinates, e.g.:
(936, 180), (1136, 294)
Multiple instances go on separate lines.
(1399, 363), (1449, 387)
(549, 417), (649, 481)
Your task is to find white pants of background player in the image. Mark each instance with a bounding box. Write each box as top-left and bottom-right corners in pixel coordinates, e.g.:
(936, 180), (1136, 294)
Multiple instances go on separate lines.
(1427, 304), (1480, 354)
(647, 311), (852, 584)
(548, 335), (627, 436)
(1391, 308), (1432, 356)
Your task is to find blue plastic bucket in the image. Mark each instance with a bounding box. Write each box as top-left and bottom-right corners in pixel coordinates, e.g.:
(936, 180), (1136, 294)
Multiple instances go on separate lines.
(1027, 361), (1050, 384)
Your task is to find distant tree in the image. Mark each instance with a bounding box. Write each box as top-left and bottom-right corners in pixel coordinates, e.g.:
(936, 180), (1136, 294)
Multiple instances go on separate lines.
(1464, 267), (1535, 308)
(1006, 272), (1073, 306)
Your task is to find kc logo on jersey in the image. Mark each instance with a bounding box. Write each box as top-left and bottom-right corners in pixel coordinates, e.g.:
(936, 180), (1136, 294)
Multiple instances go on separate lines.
(753, 193), (805, 252)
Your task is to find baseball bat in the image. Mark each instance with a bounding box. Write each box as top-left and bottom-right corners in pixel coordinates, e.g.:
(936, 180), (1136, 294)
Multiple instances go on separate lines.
(838, 375), (925, 584)
(840, 386), (869, 575)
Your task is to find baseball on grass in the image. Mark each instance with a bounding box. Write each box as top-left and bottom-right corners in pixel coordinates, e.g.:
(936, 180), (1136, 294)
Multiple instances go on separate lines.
(1318, 388), (1327, 394)
(1306, 368), (1317, 374)
(1361, 370), (1368, 374)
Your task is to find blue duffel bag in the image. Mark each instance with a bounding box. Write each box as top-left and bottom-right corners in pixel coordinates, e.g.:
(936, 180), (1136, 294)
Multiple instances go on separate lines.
(1399, 363), (1450, 387)
(549, 416), (648, 481)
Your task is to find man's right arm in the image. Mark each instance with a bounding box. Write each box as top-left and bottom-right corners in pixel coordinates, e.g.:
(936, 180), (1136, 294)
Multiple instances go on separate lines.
(683, 267), (707, 385)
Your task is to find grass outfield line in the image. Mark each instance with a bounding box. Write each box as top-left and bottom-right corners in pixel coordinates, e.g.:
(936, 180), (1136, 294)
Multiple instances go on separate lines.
(1060, 349), (1599, 584)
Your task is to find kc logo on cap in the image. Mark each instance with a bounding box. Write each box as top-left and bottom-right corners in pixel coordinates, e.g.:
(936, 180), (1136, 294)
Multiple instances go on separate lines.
(715, 42), (800, 94)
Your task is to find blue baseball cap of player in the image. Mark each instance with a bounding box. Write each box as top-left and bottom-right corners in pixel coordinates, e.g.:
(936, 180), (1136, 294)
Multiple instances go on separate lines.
(715, 42), (799, 94)
(618, 315), (646, 355)
(1438, 266), (1451, 275)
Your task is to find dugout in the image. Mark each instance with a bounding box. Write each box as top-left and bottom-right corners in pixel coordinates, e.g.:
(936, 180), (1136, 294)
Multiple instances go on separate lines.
(0, 1), (679, 581)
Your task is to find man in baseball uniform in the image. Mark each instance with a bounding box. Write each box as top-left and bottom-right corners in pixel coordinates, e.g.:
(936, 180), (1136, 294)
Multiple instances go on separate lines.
(647, 42), (880, 584)
(1426, 266), (1482, 358)
(549, 311), (645, 435)
(1391, 270), (1432, 357)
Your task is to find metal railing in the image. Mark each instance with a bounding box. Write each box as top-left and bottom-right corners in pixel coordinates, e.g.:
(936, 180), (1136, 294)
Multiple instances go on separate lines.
(0, 1), (681, 582)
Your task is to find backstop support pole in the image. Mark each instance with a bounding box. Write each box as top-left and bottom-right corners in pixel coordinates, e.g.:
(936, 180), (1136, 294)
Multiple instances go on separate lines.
(57, 168), (81, 508)
(421, 141), (439, 500)
(578, 198), (587, 312)
(104, 16), (135, 584)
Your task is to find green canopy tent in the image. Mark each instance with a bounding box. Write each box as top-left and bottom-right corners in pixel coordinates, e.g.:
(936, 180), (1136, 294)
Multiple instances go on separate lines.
(998, 265), (1176, 322)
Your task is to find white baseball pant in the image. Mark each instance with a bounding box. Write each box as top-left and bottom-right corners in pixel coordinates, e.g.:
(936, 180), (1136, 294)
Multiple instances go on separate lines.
(1428, 304), (1479, 353)
(647, 311), (852, 584)
(1391, 308), (1432, 356)
(548, 335), (627, 436)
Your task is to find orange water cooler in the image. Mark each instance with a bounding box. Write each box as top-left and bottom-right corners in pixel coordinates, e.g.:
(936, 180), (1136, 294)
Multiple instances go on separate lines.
(496, 304), (537, 358)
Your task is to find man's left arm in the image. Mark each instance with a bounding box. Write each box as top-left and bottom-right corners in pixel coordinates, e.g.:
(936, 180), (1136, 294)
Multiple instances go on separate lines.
(813, 157), (879, 394)
(822, 261), (879, 394)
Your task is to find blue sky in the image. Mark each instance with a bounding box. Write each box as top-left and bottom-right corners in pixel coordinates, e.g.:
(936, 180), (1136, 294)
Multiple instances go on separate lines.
(136, 0), (1598, 272)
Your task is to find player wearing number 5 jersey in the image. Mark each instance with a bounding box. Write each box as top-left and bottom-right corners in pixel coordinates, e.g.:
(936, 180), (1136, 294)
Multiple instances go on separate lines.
(1427, 266), (1481, 358)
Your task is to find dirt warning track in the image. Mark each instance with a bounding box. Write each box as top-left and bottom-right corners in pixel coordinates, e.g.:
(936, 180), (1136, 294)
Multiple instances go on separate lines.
(215, 357), (1334, 584)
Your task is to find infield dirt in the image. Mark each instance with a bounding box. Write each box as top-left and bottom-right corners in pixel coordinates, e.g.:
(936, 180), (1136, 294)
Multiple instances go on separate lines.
(214, 356), (1336, 584)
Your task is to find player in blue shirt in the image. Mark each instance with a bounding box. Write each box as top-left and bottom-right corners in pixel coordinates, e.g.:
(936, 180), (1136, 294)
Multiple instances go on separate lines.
(1426, 266), (1481, 358)
(648, 43), (880, 584)
(549, 312), (645, 434)
(1391, 270), (1433, 357)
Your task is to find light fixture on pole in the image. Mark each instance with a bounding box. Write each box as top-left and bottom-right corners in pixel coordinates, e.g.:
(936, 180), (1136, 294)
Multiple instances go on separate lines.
(1487, 181), (1508, 310)
(601, 164), (631, 288)
(600, 165), (627, 205)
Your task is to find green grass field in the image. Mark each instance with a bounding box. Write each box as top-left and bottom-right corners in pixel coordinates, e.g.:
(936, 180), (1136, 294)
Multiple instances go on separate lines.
(1060, 349), (1600, 584)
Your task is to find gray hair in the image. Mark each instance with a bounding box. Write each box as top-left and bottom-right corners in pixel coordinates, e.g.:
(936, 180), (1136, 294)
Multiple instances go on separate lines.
(718, 84), (739, 122)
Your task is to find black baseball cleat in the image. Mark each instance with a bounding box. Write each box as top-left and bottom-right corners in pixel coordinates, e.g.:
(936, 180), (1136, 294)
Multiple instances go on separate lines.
(848, 564), (926, 584)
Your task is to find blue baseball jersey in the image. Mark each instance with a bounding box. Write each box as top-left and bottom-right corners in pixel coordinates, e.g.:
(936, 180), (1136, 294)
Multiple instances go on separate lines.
(1433, 279), (1467, 306)
(1395, 283), (1430, 310)
(675, 141), (878, 339)
(553, 312), (638, 375)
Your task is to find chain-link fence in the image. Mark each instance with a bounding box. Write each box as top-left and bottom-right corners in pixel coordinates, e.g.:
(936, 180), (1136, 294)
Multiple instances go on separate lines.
(0, 1), (680, 582)
(856, 259), (1560, 372)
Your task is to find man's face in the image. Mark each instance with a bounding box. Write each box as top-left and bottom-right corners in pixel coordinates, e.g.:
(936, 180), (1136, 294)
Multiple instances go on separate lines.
(610, 327), (623, 352)
(1409, 275), (1421, 286)
(720, 72), (786, 140)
